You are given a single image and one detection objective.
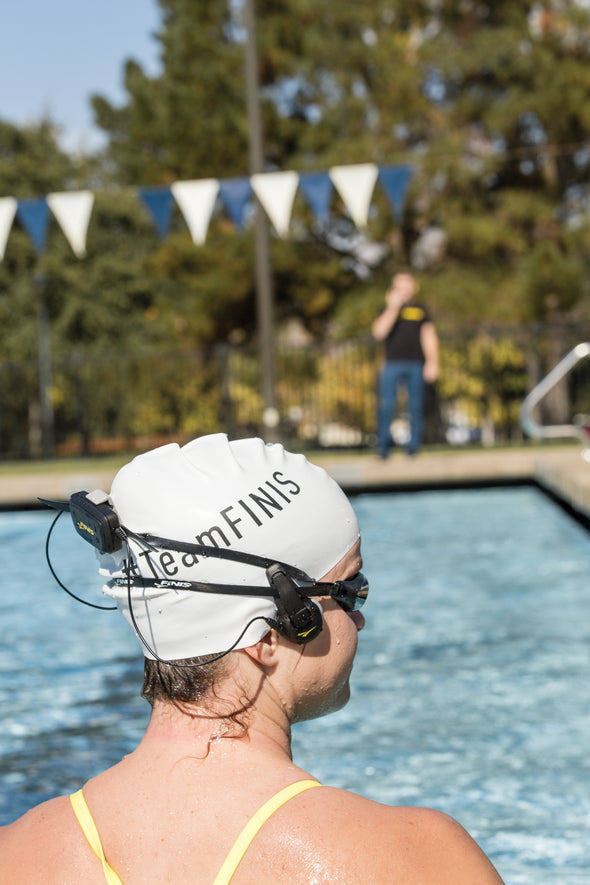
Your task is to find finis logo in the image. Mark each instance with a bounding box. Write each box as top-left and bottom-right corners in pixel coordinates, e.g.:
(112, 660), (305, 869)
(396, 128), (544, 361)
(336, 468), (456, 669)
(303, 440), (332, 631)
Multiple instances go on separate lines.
(298, 626), (318, 639)
(154, 580), (192, 589)
(76, 520), (95, 536)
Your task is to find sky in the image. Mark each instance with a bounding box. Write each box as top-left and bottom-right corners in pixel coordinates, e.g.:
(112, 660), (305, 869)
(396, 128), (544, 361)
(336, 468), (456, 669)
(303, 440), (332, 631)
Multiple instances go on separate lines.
(0, 0), (162, 153)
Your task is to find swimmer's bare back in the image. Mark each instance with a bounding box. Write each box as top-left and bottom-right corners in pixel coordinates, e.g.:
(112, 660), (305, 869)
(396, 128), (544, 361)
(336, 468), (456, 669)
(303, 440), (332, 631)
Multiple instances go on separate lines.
(1, 773), (504, 884)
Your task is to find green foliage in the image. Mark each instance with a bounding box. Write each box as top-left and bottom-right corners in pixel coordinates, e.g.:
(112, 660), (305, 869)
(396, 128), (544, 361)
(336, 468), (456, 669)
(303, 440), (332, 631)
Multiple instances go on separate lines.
(440, 333), (529, 438)
(87, 0), (590, 337)
(519, 240), (584, 320)
(222, 338), (379, 444)
(0, 119), (91, 196)
(92, 0), (247, 183)
(5, 1), (590, 455)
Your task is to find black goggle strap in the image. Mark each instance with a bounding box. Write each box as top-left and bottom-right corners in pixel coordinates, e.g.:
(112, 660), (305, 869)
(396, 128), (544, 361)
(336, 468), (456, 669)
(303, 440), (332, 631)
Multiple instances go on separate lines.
(107, 575), (278, 595)
(43, 508), (367, 612)
(41, 504), (365, 666)
(139, 535), (368, 609)
(109, 567), (368, 610)
(140, 533), (312, 581)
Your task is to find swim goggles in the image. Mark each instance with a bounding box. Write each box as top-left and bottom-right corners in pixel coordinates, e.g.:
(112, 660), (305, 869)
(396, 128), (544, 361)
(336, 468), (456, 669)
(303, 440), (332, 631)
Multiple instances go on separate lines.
(108, 532), (369, 613)
(303, 571), (368, 612)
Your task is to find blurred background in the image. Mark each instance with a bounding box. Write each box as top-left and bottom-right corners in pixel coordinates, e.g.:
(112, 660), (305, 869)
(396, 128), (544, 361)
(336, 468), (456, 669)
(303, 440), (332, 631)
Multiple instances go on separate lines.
(3, 0), (590, 458)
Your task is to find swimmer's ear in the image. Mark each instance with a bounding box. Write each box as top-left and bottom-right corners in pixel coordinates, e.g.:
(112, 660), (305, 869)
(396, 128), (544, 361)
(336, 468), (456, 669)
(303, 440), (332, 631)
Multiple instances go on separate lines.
(242, 630), (280, 668)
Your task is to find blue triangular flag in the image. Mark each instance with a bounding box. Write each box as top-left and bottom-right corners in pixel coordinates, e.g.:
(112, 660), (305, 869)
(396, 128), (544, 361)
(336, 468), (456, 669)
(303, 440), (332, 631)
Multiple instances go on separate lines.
(298, 172), (333, 225)
(377, 165), (414, 223)
(16, 198), (50, 254)
(219, 178), (252, 229)
(138, 186), (174, 239)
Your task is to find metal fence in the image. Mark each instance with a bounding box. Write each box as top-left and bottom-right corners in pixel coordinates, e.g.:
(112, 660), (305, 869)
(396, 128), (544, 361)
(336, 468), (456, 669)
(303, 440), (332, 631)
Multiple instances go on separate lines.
(2, 322), (590, 460)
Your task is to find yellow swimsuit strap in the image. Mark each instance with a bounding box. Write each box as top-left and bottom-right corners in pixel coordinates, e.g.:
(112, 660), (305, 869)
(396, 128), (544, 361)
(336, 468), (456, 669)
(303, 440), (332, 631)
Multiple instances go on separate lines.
(70, 790), (123, 885)
(70, 779), (320, 885)
(212, 779), (322, 885)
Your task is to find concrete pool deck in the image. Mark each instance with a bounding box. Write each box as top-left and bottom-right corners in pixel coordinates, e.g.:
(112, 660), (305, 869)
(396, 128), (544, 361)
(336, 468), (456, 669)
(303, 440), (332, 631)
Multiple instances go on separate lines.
(314, 444), (590, 523)
(2, 442), (590, 523)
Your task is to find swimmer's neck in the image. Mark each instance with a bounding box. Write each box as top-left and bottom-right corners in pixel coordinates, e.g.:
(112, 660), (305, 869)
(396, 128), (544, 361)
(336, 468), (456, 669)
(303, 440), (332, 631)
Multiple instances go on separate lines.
(135, 698), (294, 763)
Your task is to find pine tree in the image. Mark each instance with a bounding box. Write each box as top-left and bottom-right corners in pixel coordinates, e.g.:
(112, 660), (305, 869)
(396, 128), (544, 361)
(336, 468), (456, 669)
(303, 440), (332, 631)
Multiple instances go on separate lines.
(408, 0), (590, 324)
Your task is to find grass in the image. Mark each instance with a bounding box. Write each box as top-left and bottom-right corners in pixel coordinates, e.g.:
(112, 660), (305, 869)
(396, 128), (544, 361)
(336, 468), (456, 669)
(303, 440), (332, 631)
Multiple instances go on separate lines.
(0, 438), (579, 477)
(0, 453), (131, 478)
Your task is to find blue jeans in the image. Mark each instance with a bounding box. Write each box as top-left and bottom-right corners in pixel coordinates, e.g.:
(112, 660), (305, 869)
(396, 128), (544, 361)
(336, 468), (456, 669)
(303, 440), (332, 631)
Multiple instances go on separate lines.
(377, 360), (425, 456)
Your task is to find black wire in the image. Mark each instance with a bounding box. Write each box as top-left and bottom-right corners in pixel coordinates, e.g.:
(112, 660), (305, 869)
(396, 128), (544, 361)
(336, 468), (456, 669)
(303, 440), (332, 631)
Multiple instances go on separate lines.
(43, 514), (275, 663)
(45, 510), (116, 611)
(120, 533), (274, 668)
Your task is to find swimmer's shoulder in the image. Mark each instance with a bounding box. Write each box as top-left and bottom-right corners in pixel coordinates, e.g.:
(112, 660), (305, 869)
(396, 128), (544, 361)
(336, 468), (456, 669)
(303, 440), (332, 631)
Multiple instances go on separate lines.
(0, 795), (94, 884)
(265, 785), (505, 885)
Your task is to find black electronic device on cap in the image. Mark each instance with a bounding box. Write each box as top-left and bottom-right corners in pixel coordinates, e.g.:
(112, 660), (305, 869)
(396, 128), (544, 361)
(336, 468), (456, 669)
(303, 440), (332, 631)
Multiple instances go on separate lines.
(39, 490), (124, 554)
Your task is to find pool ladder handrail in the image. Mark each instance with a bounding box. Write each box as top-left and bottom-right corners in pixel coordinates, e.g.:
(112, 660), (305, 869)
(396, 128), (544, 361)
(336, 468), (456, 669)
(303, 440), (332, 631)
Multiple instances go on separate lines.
(520, 342), (590, 444)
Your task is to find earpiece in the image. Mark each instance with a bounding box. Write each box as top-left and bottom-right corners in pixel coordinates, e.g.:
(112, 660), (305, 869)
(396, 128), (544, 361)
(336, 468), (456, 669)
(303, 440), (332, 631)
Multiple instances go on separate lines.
(266, 564), (323, 644)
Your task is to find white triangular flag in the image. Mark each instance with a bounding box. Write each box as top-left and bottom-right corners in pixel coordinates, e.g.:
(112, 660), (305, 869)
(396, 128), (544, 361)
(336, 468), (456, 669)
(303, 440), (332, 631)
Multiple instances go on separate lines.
(47, 190), (94, 258)
(0, 197), (17, 261)
(250, 171), (299, 237)
(171, 179), (220, 245)
(329, 163), (379, 228)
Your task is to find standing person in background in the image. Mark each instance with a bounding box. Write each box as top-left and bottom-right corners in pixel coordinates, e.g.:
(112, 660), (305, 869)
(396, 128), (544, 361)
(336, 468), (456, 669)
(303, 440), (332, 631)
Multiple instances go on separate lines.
(372, 270), (439, 459)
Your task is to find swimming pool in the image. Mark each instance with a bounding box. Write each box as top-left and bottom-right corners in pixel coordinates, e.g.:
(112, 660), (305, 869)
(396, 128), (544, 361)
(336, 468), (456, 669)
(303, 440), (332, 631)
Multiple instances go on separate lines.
(1, 486), (589, 882)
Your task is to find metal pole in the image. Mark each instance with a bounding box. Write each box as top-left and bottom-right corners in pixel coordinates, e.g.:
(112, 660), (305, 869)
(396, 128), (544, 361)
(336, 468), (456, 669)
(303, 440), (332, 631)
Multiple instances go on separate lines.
(35, 274), (55, 458)
(520, 341), (590, 443)
(243, 0), (279, 440)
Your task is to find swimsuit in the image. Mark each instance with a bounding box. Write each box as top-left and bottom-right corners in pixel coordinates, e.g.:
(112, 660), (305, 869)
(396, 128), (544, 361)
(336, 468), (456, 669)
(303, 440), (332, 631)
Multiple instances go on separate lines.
(70, 779), (321, 885)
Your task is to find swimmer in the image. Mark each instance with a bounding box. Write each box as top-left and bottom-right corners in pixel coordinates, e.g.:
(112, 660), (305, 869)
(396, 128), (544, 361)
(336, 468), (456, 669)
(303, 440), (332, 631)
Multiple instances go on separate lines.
(0, 434), (504, 883)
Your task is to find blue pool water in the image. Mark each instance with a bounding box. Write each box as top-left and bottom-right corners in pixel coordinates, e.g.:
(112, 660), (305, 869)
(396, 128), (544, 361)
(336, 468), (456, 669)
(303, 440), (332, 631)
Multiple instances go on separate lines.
(1, 486), (589, 883)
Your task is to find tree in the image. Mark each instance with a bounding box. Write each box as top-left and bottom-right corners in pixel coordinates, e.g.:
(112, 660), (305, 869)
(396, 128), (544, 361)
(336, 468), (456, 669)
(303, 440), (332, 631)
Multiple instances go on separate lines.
(0, 120), (179, 455)
(89, 0), (424, 346)
(5, 1), (590, 454)
(92, 2), (247, 184)
(0, 119), (98, 368)
(409, 0), (590, 324)
(89, 1), (590, 338)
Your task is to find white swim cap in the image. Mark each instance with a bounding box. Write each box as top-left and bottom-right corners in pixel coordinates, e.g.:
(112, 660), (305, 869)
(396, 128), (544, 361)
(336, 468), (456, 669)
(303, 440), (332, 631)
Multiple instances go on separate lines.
(99, 434), (359, 660)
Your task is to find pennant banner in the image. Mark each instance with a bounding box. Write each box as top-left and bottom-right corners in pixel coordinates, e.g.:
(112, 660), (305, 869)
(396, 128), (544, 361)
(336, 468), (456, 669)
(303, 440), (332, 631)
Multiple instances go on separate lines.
(378, 165), (414, 223)
(0, 197), (17, 261)
(16, 198), (50, 255)
(251, 170), (299, 237)
(0, 163), (414, 260)
(297, 172), (334, 226)
(329, 163), (379, 229)
(171, 179), (220, 245)
(139, 186), (175, 240)
(47, 190), (94, 258)
(219, 178), (252, 230)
